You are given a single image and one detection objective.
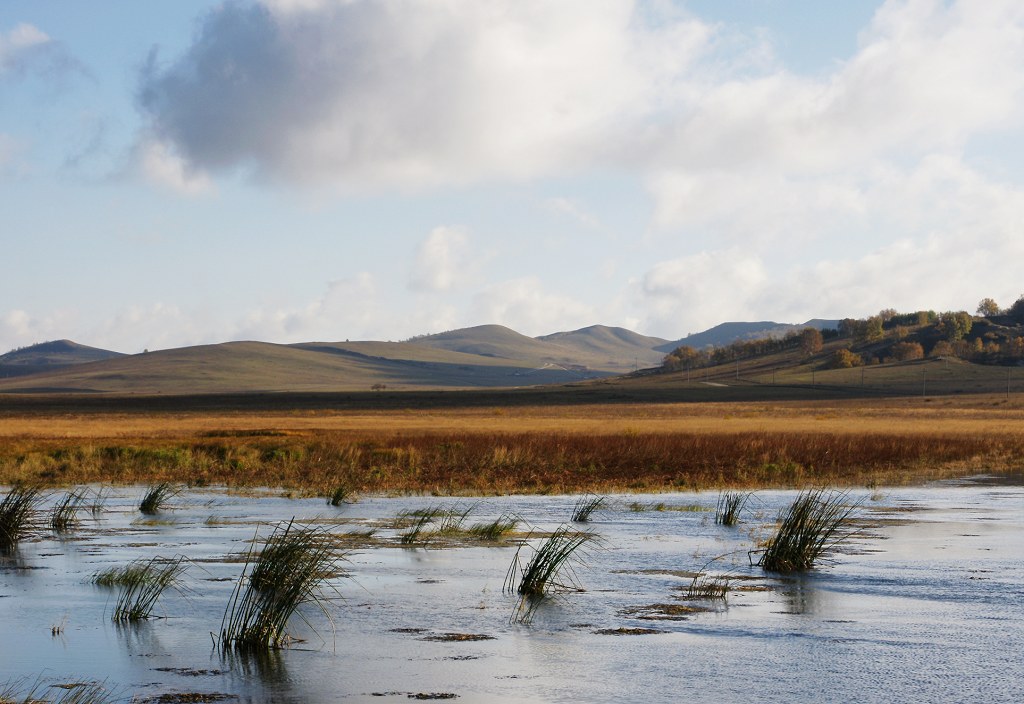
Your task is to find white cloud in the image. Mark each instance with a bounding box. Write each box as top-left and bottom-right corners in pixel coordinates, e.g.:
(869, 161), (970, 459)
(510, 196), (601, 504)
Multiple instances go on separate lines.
(138, 140), (214, 195)
(546, 197), (600, 228)
(136, 0), (713, 189)
(0, 23), (50, 74)
(470, 277), (597, 336)
(408, 226), (471, 292)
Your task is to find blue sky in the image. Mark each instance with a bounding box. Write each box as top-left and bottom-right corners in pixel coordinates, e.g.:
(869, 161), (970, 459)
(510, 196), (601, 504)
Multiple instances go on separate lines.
(3, 0), (1023, 353)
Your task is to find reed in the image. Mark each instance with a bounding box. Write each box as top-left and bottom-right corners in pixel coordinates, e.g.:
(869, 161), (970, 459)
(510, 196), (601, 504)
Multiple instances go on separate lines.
(715, 491), (750, 526)
(91, 562), (154, 588)
(684, 572), (730, 601)
(139, 482), (177, 514)
(50, 490), (87, 533)
(0, 485), (42, 552)
(327, 484), (352, 507)
(504, 525), (591, 622)
(756, 489), (861, 572)
(219, 520), (341, 651)
(0, 679), (116, 704)
(111, 555), (187, 622)
(467, 514), (519, 541)
(571, 494), (607, 522)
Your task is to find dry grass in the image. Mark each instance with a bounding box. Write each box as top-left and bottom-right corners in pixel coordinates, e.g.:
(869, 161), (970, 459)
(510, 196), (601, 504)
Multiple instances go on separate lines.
(0, 396), (1021, 494)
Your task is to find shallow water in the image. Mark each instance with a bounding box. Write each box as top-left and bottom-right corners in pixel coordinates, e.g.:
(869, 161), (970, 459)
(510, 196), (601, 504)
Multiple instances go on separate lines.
(1, 479), (1021, 703)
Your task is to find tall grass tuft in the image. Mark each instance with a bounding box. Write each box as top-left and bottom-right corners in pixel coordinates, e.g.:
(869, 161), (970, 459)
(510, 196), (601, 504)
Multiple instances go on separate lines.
(715, 490), (750, 526)
(756, 489), (861, 572)
(571, 494), (607, 522)
(0, 485), (42, 552)
(0, 678), (117, 704)
(139, 482), (177, 514)
(684, 572), (730, 601)
(327, 484), (352, 507)
(219, 520), (341, 651)
(111, 555), (187, 622)
(50, 491), (87, 533)
(467, 514), (519, 541)
(504, 525), (592, 623)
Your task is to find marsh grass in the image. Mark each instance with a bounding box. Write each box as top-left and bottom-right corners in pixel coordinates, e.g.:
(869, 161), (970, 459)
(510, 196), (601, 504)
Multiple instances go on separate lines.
(327, 484), (353, 507)
(504, 525), (592, 623)
(0, 485), (42, 552)
(756, 489), (862, 572)
(684, 572), (731, 601)
(139, 482), (177, 514)
(219, 520), (341, 651)
(571, 494), (607, 522)
(91, 562), (153, 588)
(110, 555), (187, 622)
(0, 679), (116, 704)
(399, 512), (434, 545)
(88, 487), (109, 516)
(715, 491), (750, 526)
(50, 491), (87, 533)
(467, 514), (519, 541)
(397, 504), (471, 545)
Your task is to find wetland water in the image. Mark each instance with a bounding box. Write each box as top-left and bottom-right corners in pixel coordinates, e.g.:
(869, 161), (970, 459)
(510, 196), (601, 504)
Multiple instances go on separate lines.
(1, 479), (1021, 703)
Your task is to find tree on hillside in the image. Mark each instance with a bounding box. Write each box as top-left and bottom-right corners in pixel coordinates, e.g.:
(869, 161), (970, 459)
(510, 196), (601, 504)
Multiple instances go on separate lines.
(890, 341), (924, 362)
(938, 311), (973, 341)
(854, 316), (884, 343)
(976, 298), (1001, 318)
(930, 340), (955, 358)
(800, 328), (823, 357)
(1008, 295), (1024, 323)
(830, 348), (862, 369)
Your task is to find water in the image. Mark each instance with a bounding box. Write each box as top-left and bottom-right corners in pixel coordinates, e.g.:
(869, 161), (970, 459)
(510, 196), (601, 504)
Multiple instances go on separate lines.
(1, 479), (1021, 703)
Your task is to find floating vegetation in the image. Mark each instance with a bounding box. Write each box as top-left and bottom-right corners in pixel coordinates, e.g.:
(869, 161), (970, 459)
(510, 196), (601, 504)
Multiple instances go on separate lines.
(504, 525), (592, 623)
(139, 483), (178, 515)
(0, 484), (42, 552)
(466, 514), (519, 541)
(50, 491), (87, 533)
(755, 489), (862, 573)
(627, 501), (706, 513)
(570, 494), (606, 522)
(592, 627), (664, 636)
(111, 556), (187, 622)
(419, 632), (495, 642)
(218, 520), (342, 651)
(715, 491), (750, 526)
(619, 603), (709, 621)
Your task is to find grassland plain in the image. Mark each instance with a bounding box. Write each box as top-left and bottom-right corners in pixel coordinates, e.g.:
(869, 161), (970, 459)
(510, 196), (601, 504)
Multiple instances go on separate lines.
(1, 386), (1022, 493)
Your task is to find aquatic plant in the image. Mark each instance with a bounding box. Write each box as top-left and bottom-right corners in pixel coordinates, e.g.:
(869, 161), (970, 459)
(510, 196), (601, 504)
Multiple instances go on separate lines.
(756, 489), (861, 572)
(139, 482), (177, 514)
(467, 514), (519, 541)
(715, 490), (750, 526)
(0, 484), (42, 551)
(0, 678), (117, 704)
(504, 525), (592, 622)
(399, 512), (435, 545)
(327, 484), (352, 507)
(88, 486), (109, 516)
(684, 572), (730, 601)
(571, 494), (607, 522)
(111, 555), (187, 622)
(219, 520), (341, 651)
(50, 490), (87, 533)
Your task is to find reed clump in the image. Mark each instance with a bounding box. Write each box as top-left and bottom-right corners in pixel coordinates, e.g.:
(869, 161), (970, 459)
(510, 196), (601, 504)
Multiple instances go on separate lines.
(0, 485), (42, 552)
(219, 520), (341, 651)
(50, 490), (87, 533)
(467, 514), (519, 541)
(571, 494), (607, 522)
(139, 482), (177, 514)
(0, 679), (117, 704)
(504, 525), (592, 622)
(715, 491), (750, 526)
(110, 555), (187, 622)
(684, 572), (730, 601)
(756, 489), (861, 572)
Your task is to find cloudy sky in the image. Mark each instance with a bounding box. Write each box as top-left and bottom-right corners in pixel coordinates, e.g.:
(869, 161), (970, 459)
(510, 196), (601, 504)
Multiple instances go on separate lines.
(3, 0), (1023, 353)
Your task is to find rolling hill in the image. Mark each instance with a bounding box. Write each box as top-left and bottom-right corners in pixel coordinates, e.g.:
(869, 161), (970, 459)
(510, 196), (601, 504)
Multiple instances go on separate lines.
(0, 339), (125, 379)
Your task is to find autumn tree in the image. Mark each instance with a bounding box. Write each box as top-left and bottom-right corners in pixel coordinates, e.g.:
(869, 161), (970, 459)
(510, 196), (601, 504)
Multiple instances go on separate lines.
(1008, 295), (1024, 323)
(830, 348), (862, 368)
(938, 311), (973, 341)
(800, 327), (824, 357)
(976, 298), (1001, 318)
(930, 340), (955, 357)
(890, 341), (924, 362)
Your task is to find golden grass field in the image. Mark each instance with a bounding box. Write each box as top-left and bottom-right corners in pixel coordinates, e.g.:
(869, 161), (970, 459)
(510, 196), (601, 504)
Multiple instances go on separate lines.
(1, 388), (1022, 494)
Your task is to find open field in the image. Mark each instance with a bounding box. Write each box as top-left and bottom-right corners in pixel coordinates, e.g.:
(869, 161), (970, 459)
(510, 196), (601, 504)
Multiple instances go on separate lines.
(1, 386), (1022, 493)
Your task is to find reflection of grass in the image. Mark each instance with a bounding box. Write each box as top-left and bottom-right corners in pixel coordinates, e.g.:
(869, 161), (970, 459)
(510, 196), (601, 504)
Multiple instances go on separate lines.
(504, 525), (591, 623)
(0, 485), (41, 551)
(111, 556), (187, 622)
(571, 494), (606, 522)
(219, 520), (341, 651)
(757, 489), (861, 572)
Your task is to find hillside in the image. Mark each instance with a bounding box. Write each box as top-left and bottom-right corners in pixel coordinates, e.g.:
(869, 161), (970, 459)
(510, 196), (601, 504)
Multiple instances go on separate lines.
(659, 320), (840, 351)
(0, 340), (125, 379)
(537, 325), (668, 369)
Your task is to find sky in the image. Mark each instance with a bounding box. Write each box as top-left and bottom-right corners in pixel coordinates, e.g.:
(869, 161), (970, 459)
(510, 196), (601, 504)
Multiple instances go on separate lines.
(2, 0), (1024, 354)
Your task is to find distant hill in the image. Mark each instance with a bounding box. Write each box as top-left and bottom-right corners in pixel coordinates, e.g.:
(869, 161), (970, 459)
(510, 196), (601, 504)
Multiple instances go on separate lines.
(0, 339), (125, 379)
(659, 320), (840, 352)
(537, 325), (669, 370)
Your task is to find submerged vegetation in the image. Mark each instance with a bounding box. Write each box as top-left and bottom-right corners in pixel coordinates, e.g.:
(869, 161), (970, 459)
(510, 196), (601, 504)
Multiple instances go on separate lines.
(756, 489), (861, 572)
(219, 520), (342, 651)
